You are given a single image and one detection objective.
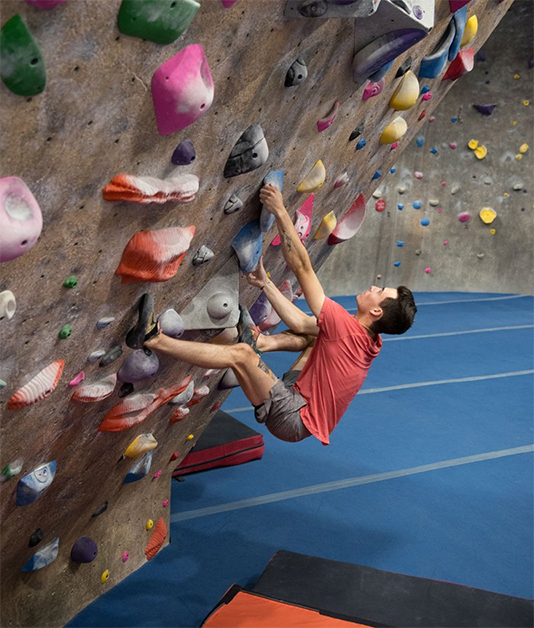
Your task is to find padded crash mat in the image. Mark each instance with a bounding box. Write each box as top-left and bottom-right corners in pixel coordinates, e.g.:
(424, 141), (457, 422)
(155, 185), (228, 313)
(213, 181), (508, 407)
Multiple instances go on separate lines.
(173, 410), (264, 476)
(252, 551), (534, 628)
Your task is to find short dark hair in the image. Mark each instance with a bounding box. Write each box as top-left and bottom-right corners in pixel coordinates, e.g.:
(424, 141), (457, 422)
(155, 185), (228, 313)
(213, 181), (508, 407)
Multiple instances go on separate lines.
(371, 286), (417, 335)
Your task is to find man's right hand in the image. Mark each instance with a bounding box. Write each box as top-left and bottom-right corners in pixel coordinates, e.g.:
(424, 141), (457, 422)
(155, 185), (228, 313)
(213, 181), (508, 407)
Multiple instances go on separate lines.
(260, 185), (286, 216)
(246, 256), (269, 289)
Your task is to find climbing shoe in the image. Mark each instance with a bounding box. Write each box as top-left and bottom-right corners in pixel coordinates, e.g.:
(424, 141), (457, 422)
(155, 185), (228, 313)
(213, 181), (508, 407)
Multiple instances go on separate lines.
(126, 293), (159, 349)
(237, 305), (263, 356)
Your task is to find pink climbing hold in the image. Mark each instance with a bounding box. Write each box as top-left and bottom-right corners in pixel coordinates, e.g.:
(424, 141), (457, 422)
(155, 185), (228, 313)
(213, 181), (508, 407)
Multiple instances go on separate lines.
(362, 78), (385, 101)
(442, 49), (474, 81)
(68, 371), (85, 387)
(122, 552), (129, 563)
(151, 44), (214, 136)
(317, 100), (340, 132)
(422, 92), (432, 101)
(24, 0), (69, 7)
(153, 470), (162, 479)
(437, 208), (443, 214)
(414, 171), (423, 179)
(441, 181), (447, 186)
(424, 267), (432, 274)
(443, 240), (449, 245)
(449, 142), (457, 149)
(429, 116), (436, 123)
(390, 142), (399, 150)
(162, 499), (169, 508)
(221, 0), (239, 6)
(271, 195), (314, 246)
(458, 212), (471, 223)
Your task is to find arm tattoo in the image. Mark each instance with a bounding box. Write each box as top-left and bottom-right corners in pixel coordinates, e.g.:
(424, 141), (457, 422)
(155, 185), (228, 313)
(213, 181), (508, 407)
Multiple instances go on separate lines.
(257, 358), (278, 382)
(282, 232), (292, 251)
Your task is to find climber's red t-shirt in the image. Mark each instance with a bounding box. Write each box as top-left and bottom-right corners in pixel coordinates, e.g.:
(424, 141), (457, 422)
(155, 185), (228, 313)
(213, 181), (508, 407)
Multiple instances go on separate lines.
(294, 297), (382, 445)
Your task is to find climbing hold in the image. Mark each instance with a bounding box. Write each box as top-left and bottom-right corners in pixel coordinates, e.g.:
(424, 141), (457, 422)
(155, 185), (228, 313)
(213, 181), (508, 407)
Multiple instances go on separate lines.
(88, 350), (106, 363)
(153, 470), (162, 479)
(118, 350), (159, 383)
(249, 292), (271, 326)
(328, 193), (366, 245)
(22, 538), (60, 572)
(474, 145), (487, 159)
(63, 276), (78, 288)
(118, 0), (200, 45)
(187, 385), (210, 407)
(71, 537), (98, 564)
(442, 48), (474, 81)
(124, 434), (158, 460)
(473, 103), (497, 116)
(122, 552), (129, 562)
(430, 146), (438, 154)
(468, 139), (478, 150)
(372, 189), (382, 199)
(159, 309), (185, 338)
(29, 529), (43, 547)
(414, 171), (423, 179)
(355, 137), (367, 150)
(71, 373), (117, 403)
(490, 229), (496, 235)
(449, 6), (467, 62)
(171, 139), (196, 166)
(271, 195), (314, 246)
(389, 71), (419, 110)
(0, 290), (16, 320)
(429, 199), (439, 207)
(0, 458), (23, 482)
(169, 406), (190, 422)
(413, 201), (422, 209)
(119, 382), (134, 398)
(424, 267), (432, 274)
(221, 0), (239, 7)
(375, 200), (386, 213)
(396, 241), (404, 247)
(415, 249), (422, 256)
(512, 183), (524, 191)
(449, 0), (472, 12)
(461, 15), (478, 47)
(390, 142), (399, 151)
(420, 218), (430, 226)
(334, 173), (349, 188)
(419, 23), (455, 79)
(99, 345), (123, 367)
(124, 451), (154, 484)
(187, 434), (194, 440)
(192, 245), (214, 266)
(224, 194), (243, 215)
(317, 100), (340, 131)
(92, 502), (108, 517)
(449, 142), (457, 149)
(24, 0), (69, 6)
(297, 160), (326, 193)
(362, 79), (385, 101)
(422, 92), (432, 101)
(451, 185), (460, 194)
(0, 16), (46, 96)
(210, 401), (222, 413)
(394, 261), (401, 267)
(379, 117), (407, 144)
(260, 169), (285, 232)
(285, 57), (308, 87)
(458, 212), (471, 222)
(372, 171), (382, 181)
(395, 56), (412, 78)
(115, 226), (195, 283)
(170, 381), (194, 409)
(224, 123), (269, 178)
(163, 498), (170, 508)
(416, 136), (425, 147)
(170, 451), (179, 462)
(16, 461), (56, 506)
(203, 369), (220, 379)
(218, 368), (240, 390)
(0, 177), (43, 263)
(145, 518), (166, 560)
(58, 324), (72, 340)
(477, 253), (485, 259)
(313, 211), (337, 239)
(68, 371), (85, 388)
(152, 44), (214, 135)
(258, 281), (293, 332)
(519, 143), (529, 154)
(99, 376), (192, 432)
(368, 60), (393, 83)
(349, 123), (364, 142)
(96, 317), (115, 330)
(101, 570), (110, 584)
(102, 174), (199, 204)
(397, 204), (404, 210)
(479, 208), (497, 224)
(8, 360), (64, 409)
(443, 240), (448, 246)
(205, 292), (237, 323)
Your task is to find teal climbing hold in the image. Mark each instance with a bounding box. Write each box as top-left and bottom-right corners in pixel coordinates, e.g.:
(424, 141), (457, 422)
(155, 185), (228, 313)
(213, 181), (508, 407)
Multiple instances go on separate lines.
(58, 324), (72, 339)
(0, 15), (46, 96)
(118, 0), (200, 44)
(63, 276), (78, 289)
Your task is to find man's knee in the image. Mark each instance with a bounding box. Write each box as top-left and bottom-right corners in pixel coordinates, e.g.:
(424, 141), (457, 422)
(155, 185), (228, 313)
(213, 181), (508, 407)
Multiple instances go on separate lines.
(232, 342), (256, 368)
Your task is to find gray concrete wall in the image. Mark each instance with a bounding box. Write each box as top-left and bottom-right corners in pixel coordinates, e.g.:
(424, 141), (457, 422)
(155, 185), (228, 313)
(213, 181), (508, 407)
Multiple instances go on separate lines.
(318, 1), (534, 297)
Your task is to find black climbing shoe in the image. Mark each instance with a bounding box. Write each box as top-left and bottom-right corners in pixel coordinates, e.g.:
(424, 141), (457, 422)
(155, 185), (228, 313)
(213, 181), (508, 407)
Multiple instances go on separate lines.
(237, 305), (262, 356)
(126, 293), (158, 349)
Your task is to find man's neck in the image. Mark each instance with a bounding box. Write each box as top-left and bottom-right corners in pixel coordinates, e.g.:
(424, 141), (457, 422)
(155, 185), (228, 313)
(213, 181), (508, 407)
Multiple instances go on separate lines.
(354, 313), (376, 339)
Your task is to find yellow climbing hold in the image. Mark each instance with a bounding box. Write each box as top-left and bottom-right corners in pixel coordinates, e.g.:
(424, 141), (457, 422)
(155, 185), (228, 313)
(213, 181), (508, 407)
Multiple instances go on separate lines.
(124, 433), (158, 458)
(379, 116), (408, 145)
(313, 211), (337, 239)
(187, 434), (194, 440)
(519, 143), (529, 154)
(389, 70), (419, 111)
(513, 121), (518, 126)
(523, 100), (530, 106)
(468, 139), (478, 150)
(503, 192), (509, 197)
(146, 519), (154, 530)
(297, 160), (326, 193)
(479, 207), (497, 224)
(516, 155), (522, 161)
(490, 229), (496, 235)
(514, 74), (520, 79)
(461, 15), (478, 46)
(101, 570), (110, 584)
(474, 145), (487, 159)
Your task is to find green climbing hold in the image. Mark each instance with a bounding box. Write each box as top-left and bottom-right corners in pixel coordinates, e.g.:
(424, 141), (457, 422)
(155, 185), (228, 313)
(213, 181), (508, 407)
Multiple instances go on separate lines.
(63, 276), (78, 289)
(0, 15), (46, 96)
(0, 378), (6, 389)
(117, 0), (200, 45)
(59, 324), (72, 339)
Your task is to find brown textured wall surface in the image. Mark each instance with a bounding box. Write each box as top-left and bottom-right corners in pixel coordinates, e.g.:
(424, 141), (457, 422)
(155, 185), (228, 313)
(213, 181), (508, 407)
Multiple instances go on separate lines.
(0, 0), (513, 626)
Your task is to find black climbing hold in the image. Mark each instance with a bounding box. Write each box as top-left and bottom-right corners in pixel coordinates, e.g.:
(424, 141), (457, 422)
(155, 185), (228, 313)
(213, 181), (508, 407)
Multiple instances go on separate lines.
(298, 0), (328, 17)
(91, 502), (108, 517)
(395, 56), (412, 78)
(29, 528), (43, 548)
(349, 123), (364, 142)
(224, 124), (269, 178)
(285, 58), (308, 87)
(118, 382), (135, 398)
(99, 345), (123, 367)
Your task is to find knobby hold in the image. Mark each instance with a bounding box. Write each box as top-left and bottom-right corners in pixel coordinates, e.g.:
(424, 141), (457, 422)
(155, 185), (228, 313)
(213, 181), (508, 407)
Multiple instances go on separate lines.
(0, 16), (46, 96)
(224, 194), (243, 214)
(122, 552), (129, 562)
(317, 100), (340, 132)
(421, 218), (430, 226)
(71, 537), (98, 564)
(473, 103), (496, 115)
(224, 124), (269, 178)
(355, 137), (366, 150)
(380, 117), (407, 144)
(259, 280), (294, 332)
(63, 276), (78, 288)
(124, 451), (153, 483)
(22, 538), (60, 572)
(16, 461), (56, 506)
(328, 193), (366, 245)
(461, 15), (477, 47)
(390, 142), (398, 151)
(115, 226), (195, 283)
(232, 220), (262, 273)
(170, 451), (180, 461)
(1, 458), (23, 482)
(334, 173), (349, 188)
(442, 48), (474, 81)
(0, 177), (43, 263)
(272, 195), (314, 246)
(24, 0), (69, 6)
(424, 267), (432, 274)
(68, 371), (85, 387)
(118, 0), (200, 44)
(429, 199), (439, 207)
(479, 208), (496, 224)
(413, 201), (422, 209)
(396, 56), (412, 78)
(397, 241), (404, 247)
(414, 171), (423, 179)
(171, 139), (196, 166)
(468, 139), (478, 149)
(519, 143), (529, 154)
(192, 245), (214, 266)
(372, 171), (382, 181)
(394, 261), (401, 267)
(8, 360), (64, 409)
(98, 375), (192, 431)
(297, 160), (326, 193)
(118, 350), (159, 383)
(449, 0), (472, 11)
(298, 0), (327, 18)
(211, 401), (222, 412)
(124, 433), (158, 458)
(153, 470), (162, 479)
(422, 92), (432, 101)
(71, 373), (118, 403)
(349, 123), (364, 142)
(96, 317), (115, 329)
(419, 22), (456, 79)
(102, 174), (199, 204)
(285, 57), (308, 86)
(449, 142), (457, 149)
(416, 136), (425, 147)
(58, 324), (72, 339)
(159, 309), (184, 338)
(29, 529), (43, 547)
(260, 169), (284, 232)
(0, 290), (16, 320)
(389, 70), (419, 110)
(119, 382), (134, 397)
(169, 380), (194, 405)
(101, 570), (110, 584)
(458, 212), (470, 222)
(99, 345), (123, 367)
(152, 44), (213, 135)
(147, 520), (154, 530)
(362, 78), (385, 101)
(88, 350), (106, 362)
(145, 518), (167, 560)
(449, 6), (467, 62)
(187, 385), (210, 406)
(169, 405), (190, 422)
(353, 29), (426, 81)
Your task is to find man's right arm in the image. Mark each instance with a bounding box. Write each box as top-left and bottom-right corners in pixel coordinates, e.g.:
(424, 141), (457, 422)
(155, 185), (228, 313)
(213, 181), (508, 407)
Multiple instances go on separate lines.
(262, 279), (319, 336)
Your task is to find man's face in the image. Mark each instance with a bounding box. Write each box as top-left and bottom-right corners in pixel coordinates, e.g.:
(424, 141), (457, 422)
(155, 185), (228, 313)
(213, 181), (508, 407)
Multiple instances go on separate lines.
(356, 286), (398, 315)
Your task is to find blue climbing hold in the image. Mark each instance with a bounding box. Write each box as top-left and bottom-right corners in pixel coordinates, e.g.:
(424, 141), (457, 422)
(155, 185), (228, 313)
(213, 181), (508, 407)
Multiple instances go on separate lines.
(413, 200), (422, 209)
(356, 137), (367, 150)
(394, 260), (401, 267)
(451, 116), (458, 123)
(416, 136), (425, 147)
(396, 241), (404, 247)
(421, 218), (430, 226)
(231, 219), (263, 273)
(420, 84), (430, 95)
(390, 167), (396, 174)
(397, 203), (404, 210)
(430, 146), (438, 154)
(260, 169), (284, 233)
(372, 170), (382, 180)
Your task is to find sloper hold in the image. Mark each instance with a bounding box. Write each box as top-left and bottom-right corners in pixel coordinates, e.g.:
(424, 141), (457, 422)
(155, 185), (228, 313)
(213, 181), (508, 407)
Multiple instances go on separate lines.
(380, 116), (408, 144)
(158, 309), (184, 338)
(231, 220), (263, 273)
(271, 195), (314, 246)
(16, 461), (56, 506)
(389, 70), (419, 110)
(285, 57), (308, 87)
(461, 15), (477, 47)
(313, 211), (337, 239)
(362, 79), (384, 101)
(152, 44), (214, 135)
(71, 537), (98, 563)
(22, 538), (59, 572)
(442, 48), (474, 81)
(328, 193), (366, 245)
(260, 169), (284, 232)
(102, 174), (199, 204)
(124, 433), (158, 458)
(0, 16), (46, 96)
(249, 292), (270, 325)
(317, 100), (340, 131)
(145, 518), (167, 560)
(118, 0), (200, 44)
(118, 349), (159, 383)
(473, 103), (496, 116)
(169, 380), (194, 405)
(224, 124), (269, 178)
(124, 451), (153, 484)
(171, 139), (196, 166)
(0, 177), (43, 263)
(71, 373), (117, 402)
(419, 22), (456, 79)
(8, 360), (64, 409)
(115, 226), (195, 283)
(169, 406), (190, 423)
(297, 160), (326, 193)
(448, 5), (467, 62)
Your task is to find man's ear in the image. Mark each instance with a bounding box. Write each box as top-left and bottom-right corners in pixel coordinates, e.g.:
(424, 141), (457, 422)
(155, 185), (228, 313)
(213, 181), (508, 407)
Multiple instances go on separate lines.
(370, 306), (383, 321)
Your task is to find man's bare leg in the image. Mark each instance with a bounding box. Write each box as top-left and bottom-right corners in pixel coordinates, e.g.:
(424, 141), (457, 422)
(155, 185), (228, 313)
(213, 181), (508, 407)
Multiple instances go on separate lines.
(256, 330), (314, 354)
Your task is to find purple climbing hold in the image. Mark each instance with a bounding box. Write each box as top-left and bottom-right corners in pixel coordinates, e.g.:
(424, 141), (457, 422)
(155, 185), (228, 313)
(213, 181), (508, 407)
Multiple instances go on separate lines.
(171, 140), (196, 165)
(158, 309), (184, 338)
(476, 50), (486, 62)
(249, 292), (270, 326)
(117, 349), (159, 383)
(529, 57), (534, 69)
(71, 537), (98, 564)
(473, 103), (497, 116)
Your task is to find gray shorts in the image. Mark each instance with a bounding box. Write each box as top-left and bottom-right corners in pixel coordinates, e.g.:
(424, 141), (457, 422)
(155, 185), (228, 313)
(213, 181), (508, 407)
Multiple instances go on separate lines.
(254, 371), (311, 443)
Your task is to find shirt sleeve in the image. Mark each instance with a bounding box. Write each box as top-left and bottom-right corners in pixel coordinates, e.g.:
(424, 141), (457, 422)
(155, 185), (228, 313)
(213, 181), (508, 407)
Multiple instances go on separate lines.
(317, 297), (358, 340)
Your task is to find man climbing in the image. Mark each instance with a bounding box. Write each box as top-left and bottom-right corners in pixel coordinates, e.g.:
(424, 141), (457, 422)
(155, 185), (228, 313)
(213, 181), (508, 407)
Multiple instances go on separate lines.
(142, 185), (417, 444)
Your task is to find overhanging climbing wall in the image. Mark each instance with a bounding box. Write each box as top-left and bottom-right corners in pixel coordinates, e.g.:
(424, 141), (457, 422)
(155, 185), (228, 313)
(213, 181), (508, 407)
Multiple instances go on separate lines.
(0, 0), (513, 626)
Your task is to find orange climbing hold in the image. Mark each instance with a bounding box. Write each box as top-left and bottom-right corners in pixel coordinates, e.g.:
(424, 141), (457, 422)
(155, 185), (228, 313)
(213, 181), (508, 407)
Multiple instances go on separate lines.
(8, 360), (64, 409)
(145, 518), (167, 560)
(102, 174), (199, 204)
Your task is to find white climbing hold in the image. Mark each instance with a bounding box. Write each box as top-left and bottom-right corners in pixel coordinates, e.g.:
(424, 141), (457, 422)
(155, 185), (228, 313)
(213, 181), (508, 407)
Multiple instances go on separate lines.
(0, 290), (16, 320)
